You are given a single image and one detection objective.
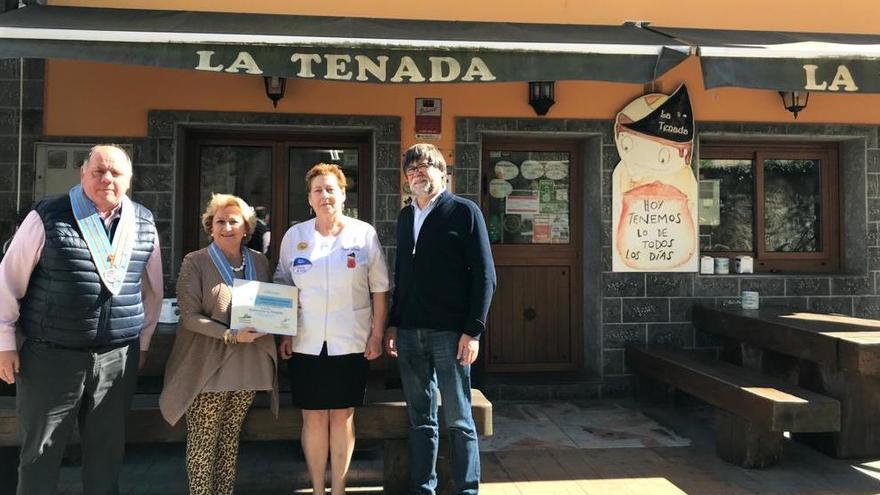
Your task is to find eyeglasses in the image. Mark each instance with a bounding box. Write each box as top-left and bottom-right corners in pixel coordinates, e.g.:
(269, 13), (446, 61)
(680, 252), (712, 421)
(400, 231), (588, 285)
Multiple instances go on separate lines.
(404, 162), (433, 176)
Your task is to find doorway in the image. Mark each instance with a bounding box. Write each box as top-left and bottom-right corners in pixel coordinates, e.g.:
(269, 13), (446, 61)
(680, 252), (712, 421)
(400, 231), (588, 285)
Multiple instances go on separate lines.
(482, 139), (583, 372)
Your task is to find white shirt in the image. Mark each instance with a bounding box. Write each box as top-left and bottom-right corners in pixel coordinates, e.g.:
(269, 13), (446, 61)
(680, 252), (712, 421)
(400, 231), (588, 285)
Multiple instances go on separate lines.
(412, 189), (444, 254)
(273, 216), (389, 356)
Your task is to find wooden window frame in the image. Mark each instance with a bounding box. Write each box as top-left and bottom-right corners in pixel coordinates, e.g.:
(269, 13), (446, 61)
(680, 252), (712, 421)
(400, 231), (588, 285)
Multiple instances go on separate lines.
(182, 130), (371, 267)
(699, 141), (840, 273)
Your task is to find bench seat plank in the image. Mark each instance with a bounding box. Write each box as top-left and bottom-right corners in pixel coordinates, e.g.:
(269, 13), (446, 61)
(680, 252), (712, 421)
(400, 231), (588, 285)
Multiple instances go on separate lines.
(626, 345), (840, 433)
(0, 389), (492, 446)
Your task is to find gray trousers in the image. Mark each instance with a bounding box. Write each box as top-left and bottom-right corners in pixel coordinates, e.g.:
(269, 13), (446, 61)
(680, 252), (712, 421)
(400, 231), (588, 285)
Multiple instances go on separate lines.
(15, 339), (138, 495)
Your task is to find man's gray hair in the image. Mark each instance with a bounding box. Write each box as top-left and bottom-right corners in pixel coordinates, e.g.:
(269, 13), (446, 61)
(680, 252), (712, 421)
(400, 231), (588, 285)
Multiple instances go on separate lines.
(82, 144), (132, 171)
(403, 143), (446, 173)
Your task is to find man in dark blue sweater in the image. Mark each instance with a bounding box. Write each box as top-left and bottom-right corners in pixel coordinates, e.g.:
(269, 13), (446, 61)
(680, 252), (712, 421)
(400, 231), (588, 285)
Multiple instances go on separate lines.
(385, 143), (496, 495)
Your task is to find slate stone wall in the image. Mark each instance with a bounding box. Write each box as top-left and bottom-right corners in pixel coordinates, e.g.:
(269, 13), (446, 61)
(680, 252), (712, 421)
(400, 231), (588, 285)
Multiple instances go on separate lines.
(0, 59), (42, 241)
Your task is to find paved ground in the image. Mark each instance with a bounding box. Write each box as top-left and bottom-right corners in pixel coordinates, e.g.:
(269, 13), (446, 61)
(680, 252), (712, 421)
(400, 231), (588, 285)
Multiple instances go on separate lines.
(2, 400), (880, 494)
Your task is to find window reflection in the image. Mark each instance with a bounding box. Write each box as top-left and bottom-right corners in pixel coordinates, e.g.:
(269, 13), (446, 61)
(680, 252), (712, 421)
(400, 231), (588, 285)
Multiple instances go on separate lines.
(698, 159), (753, 252)
(288, 148), (359, 224)
(486, 151), (571, 245)
(199, 146), (272, 248)
(764, 159), (821, 252)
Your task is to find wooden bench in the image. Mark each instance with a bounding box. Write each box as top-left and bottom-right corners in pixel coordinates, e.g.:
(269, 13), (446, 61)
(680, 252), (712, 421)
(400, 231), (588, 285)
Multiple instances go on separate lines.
(0, 388), (492, 494)
(626, 345), (840, 468)
(694, 304), (880, 458)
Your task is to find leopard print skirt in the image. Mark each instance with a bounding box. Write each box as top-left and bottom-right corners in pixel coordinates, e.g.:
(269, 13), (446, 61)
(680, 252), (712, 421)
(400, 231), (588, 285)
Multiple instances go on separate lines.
(184, 390), (256, 495)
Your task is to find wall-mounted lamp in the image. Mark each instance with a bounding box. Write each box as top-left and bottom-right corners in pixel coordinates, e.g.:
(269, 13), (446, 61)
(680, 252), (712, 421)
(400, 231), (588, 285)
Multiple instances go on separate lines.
(528, 81), (555, 116)
(263, 76), (286, 108)
(779, 91), (809, 119)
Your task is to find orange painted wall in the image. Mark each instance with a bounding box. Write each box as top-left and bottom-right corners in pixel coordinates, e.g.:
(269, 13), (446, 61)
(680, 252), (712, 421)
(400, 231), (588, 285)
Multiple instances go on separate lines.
(41, 0), (880, 154)
(44, 57), (880, 151)
(48, 0), (880, 34)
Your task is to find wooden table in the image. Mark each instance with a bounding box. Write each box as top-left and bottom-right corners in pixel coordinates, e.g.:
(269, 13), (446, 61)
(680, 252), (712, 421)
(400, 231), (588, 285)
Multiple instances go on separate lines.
(694, 305), (880, 458)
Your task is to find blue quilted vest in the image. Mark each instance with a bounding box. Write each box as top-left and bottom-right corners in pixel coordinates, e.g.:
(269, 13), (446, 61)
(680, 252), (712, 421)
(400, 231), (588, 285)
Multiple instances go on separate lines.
(19, 194), (157, 348)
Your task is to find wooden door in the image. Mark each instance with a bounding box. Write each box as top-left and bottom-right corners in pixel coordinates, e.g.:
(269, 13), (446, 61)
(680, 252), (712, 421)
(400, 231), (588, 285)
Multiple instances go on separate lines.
(482, 140), (582, 372)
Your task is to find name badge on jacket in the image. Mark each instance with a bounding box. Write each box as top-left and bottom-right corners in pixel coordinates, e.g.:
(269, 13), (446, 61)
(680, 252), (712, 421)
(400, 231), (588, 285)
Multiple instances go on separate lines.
(293, 257), (312, 273)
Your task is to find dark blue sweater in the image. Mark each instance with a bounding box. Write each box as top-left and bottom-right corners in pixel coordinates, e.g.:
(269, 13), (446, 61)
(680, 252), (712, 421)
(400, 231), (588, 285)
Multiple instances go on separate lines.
(389, 191), (496, 337)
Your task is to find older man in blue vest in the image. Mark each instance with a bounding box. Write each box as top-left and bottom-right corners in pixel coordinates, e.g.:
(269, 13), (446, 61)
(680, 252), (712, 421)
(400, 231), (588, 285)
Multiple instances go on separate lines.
(0, 144), (163, 495)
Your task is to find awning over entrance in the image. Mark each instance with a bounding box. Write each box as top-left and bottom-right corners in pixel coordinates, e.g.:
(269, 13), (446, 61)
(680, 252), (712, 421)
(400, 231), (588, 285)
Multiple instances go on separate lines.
(654, 26), (880, 93)
(0, 5), (689, 84)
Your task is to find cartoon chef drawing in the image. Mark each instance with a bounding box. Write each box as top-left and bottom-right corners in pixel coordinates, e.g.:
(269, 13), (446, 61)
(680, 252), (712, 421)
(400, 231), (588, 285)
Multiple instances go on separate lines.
(611, 84), (698, 272)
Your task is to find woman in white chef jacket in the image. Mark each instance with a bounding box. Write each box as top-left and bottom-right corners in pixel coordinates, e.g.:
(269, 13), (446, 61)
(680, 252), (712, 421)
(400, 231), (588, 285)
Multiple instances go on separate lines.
(275, 163), (389, 495)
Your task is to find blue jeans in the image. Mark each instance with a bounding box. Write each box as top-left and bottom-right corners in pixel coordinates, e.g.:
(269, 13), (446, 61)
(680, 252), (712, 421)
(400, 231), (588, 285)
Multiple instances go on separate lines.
(396, 328), (480, 495)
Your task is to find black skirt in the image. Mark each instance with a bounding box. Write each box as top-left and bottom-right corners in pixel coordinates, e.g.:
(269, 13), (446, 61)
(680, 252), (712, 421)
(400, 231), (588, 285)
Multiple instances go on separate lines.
(287, 342), (369, 410)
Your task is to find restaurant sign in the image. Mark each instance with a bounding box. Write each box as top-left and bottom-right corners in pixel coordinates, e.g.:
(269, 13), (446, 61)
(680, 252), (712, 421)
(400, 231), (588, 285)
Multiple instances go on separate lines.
(194, 50), (496, 83)
(701, 58), (880, 93)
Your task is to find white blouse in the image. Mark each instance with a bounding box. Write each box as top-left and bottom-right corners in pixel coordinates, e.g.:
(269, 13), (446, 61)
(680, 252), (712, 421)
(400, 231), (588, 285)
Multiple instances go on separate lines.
(273, 216), (390, 356)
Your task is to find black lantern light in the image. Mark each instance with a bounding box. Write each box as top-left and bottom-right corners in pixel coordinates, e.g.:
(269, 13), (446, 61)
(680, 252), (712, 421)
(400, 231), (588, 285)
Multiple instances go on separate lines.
(528, 81), (555, 116)
(263, 76), (287, 108)
(779, 91), (809, 119)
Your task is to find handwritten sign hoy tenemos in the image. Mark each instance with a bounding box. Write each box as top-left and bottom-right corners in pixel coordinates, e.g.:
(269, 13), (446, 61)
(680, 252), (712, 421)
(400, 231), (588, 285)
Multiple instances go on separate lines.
(617, 181), (695, 269)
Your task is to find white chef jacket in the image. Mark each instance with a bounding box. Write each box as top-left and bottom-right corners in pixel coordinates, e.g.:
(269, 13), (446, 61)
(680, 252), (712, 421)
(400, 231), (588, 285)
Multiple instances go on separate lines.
(273, 216), (390, 356)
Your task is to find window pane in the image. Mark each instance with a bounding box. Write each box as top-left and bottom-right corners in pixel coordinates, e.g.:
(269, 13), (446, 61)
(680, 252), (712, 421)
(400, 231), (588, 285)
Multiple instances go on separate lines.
(698, 158), (754, 252)
(288, 148), (359, 225)
(486, 150), (571, 245)
(199, 145), (272, 248)
(764, 158), (821, 252)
